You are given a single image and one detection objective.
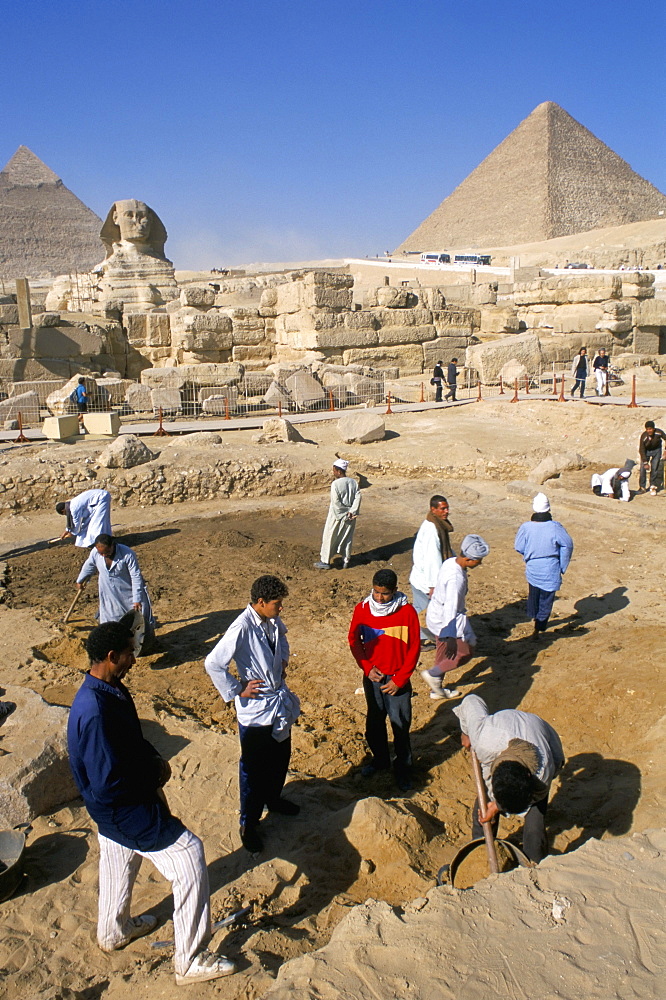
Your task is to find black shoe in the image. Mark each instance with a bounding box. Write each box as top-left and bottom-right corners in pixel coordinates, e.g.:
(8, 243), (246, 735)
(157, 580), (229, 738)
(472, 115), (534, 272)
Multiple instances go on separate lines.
(0, 701), (16, 723)
(395, 770), (413, 793)
(240, 825), (263, 853)
(267, 798), (300, 816)
(361, 763), (389, 778)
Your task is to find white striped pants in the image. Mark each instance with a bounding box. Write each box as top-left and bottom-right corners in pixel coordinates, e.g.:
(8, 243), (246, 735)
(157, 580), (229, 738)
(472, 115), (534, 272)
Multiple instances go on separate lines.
(97, 828), (211, 975)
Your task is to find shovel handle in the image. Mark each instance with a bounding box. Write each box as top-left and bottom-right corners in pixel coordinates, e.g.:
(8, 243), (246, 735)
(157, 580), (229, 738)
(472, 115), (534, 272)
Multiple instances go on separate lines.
(471, 750), (499, 874)
(64, 587), (83, 624)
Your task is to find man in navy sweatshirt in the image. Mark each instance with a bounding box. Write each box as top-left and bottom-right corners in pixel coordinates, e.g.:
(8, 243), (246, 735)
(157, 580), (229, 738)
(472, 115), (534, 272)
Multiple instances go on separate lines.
(67, 619), (236, 986)
(348, 568), (420, 792)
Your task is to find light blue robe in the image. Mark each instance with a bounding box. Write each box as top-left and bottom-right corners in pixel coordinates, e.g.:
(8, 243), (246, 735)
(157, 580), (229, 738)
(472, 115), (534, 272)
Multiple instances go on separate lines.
(77, 543), (154, 627)
(514, 520), (573, 592)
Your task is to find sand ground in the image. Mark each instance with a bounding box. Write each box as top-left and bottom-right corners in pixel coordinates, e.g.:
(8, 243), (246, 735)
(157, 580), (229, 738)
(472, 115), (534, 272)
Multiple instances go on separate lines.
(0, 397), (664, 999)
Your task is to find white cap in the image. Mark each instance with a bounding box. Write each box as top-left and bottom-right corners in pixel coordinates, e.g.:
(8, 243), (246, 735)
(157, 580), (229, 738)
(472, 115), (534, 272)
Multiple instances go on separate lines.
(532, 492), (550, 513)
(333, 458), (349, 471)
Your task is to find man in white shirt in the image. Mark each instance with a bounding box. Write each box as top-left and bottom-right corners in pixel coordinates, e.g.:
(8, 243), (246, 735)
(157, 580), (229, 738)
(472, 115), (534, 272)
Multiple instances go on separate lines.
(454, 694), (564, 862)
(409, 495), (454, 647)
(314, 459), (361, 570)
(421, 534), (489, 700)
(205, 576), (300, 854)
(56, 488), (112, 547)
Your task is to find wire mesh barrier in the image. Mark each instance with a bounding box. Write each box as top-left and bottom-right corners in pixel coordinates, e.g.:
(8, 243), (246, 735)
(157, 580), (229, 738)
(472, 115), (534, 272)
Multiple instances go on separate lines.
(0, 362), (651, 437)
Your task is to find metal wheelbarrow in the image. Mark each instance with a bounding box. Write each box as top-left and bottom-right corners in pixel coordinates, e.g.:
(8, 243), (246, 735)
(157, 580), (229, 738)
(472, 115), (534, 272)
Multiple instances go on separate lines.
(0, 824), (31, 903)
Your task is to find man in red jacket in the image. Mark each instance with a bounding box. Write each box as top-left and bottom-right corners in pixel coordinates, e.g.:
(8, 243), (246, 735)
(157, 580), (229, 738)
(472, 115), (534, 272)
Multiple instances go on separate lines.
(348, 568), (421, 792)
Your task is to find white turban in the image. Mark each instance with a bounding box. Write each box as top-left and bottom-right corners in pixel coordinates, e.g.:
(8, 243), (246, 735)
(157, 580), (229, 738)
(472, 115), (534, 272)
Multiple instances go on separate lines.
(532, 492), (550, 513)
(461, 534), (490, 559)
(333, 459), (349, 471)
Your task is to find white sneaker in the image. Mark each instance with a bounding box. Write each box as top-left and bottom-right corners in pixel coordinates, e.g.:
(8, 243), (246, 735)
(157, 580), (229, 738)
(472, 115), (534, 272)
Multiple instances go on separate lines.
(175, 950), (237, 986)
(421, 669), (446, 699)
(441, 687), (461, 699)
(650, 486), (657, 495)
(100, 913), (157, 951)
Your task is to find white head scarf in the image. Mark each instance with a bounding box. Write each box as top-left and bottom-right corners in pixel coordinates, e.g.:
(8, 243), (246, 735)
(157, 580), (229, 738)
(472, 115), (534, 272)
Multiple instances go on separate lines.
(532, 493), (550, 513)
(333, 459), (349, 471)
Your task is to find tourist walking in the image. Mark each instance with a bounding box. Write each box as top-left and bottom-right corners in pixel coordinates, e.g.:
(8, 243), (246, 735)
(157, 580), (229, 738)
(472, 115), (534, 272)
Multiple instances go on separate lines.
(75, 533), (155, 643)
(638, 420), (665, 495)
(72, 377), (88, 431)
(56, 488), (112, 547)
(409, 495), (454, 647)
(570, 348), (588, 398)
(205, 575), (300, 854)
(444, 358), (458, 401)
(592, 349), (610, 396)
(314, 459), (361, 570)
(67, 619), (236, 985)
(453, 693), (564, 862)
(348, 568), (420, 792)
(514, 494), (573, 636)
(421, 534), (489, 700)
(432, 360), (444, 402)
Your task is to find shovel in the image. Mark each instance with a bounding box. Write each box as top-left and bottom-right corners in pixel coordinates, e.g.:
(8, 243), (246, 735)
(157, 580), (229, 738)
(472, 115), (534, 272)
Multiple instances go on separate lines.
(470, 749), (499, 874)
(64, 587), (84, 624)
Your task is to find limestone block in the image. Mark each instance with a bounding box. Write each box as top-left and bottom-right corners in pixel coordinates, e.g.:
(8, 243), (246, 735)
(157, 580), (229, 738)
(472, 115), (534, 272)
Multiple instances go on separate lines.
(528, 451), (587, 485)
(232, 345), (274, 362)
(173, 325), (233, 352)
(423, 287), (447, 310)
(514, 274), (621, 306)
(125, 383), (153, 412)
(178, 351), (229, 365)
(151, 387), (182, 415)
(256, 417), (305, 443)
(499, 360), (528, 383)
(178, 362), (244, 386)
(201, 387), (238, 414)
(140, 368), (187, 389)
(98, 433), (154, 468)
(539, 333), (612, 365)
(180, 286), (215, 309)
(376, 286), (417, 308)
(264, 381), (291, 408)
(322, 371), (346, 387)
(285, 371), (326, 410)
(422, 339), (468, 367)
(301, 271), (353, 310)
(633, 299), (666, 327)
(552, 304), (604, 334)
(633, 329), (662, 354)
(83, 412), (121, 436)
(167, 431), (223, 447)
(596, 299), (633, 334)
(311, 328), (379, 350)
(479, 308), (521, 334)
(373, 307), (433, 327)
(0, 390), (40, 422)
(229, 308), (267, 346)
(377, 324), (437, 345)
(338, 412), (386, 444)
(343, 345), (424, 375)
(344, 310), (379, 331)
(621, 271), (655, 299)
(37, 311), (61, 327)
(7, 323), (108, 359)
(240, 372), (273, 396)
(0, 303), (19, 325)
(472, 283), (498, 306)
(259, 287), (278, 314)
(0, 685), (78, 827)
(42, 415), (80, 440)
(466, 333), (543, 382)
(197, 385), (236, 403)
(95, 378), (133, 404)
(345, 376), (384, 405)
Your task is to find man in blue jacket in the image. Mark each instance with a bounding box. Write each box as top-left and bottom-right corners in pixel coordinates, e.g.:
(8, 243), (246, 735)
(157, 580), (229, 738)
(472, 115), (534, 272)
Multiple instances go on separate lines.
(67, 619), (236, 986)
(514, 493), (573, 636)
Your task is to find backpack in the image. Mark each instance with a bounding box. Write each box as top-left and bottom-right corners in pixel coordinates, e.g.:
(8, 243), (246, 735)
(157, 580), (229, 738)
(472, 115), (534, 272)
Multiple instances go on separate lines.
(69, 388), (79, 403)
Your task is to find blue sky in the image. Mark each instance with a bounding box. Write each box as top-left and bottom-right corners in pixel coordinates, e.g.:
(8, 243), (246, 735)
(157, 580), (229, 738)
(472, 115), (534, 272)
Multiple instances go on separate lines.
(2, 1), (664, 268)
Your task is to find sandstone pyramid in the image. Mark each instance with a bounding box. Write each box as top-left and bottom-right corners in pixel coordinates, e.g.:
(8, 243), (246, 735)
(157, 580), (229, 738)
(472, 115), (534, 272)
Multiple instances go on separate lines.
(397, 102), (666, 252)
(0, 146), (102, 279)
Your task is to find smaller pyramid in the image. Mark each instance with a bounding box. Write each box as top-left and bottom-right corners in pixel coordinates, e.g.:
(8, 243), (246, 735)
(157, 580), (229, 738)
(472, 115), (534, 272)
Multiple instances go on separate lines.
(0, 146), (103, 279)
(397, 103), (666, 251)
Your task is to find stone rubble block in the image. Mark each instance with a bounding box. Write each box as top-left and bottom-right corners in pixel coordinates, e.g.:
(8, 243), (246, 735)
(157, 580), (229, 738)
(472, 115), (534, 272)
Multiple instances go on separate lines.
(466, 333), (543, 382)
(422, 340), (468, 366)
(98, 434), (155, 469)
(343, 345), (424, 375)
(140, 368), (187, 390)
(285, 371), (325, 410)
(344, 310), (379, 331)
(514, 274), (622, 306)
(621, 271), (655, 300)
(95, 377), (134, 404)
(263, 381), (292, 408)
(0, 685), (78, 828)
(528, 451), (587, 485)
(338, 411), (386, 444)
(0, 303), (19, 325)
(125, 383), (153, 412)
(178, 362), (245, 386)
(255, 417), (305, 443)
(151, 387), (182, 416)
(82, 412), (120, 436)
(166, 431), (223, 448)
(343, 374), (384, 404)
(552, 304), (604, 334)
(180, 286), (215, 309)
(372, 307), (433, 328)
(240, 372), (273, 396)
(376, 286), (418, 308)
(378, 324), (438, 346)
(232, 345), (274, 363)
(201, 386), (239, 415)
(0, 390), (41, 422)
(9, 379), (66, 404)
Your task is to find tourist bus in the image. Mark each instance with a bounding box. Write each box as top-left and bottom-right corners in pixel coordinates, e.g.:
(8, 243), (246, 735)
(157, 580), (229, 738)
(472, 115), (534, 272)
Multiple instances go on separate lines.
(454, 253), (492, 266)
(420, 252), (451, 265)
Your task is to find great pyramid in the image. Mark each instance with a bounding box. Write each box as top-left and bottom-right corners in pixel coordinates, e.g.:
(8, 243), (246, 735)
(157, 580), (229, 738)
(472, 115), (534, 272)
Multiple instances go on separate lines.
(0, 145), (102, 279)
(397, 102), (666, 252)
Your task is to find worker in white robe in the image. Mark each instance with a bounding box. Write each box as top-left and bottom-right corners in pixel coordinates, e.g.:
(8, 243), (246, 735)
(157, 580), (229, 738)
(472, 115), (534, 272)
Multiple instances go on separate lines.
(75, 534), (155, 637)
(590, 463), (633, 502)
(56, 488), (112, 547)
(314, 459), (361, 570)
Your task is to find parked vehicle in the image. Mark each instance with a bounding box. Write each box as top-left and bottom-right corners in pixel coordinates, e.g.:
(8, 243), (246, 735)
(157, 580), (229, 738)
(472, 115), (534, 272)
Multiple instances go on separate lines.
(565, 262), (589, 269)
(454, 254), (492, 265)
(421, 252), (451, 265)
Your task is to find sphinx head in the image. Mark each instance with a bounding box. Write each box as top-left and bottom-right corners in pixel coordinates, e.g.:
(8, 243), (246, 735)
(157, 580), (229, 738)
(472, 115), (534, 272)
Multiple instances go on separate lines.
(100, 200), (168, 259)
